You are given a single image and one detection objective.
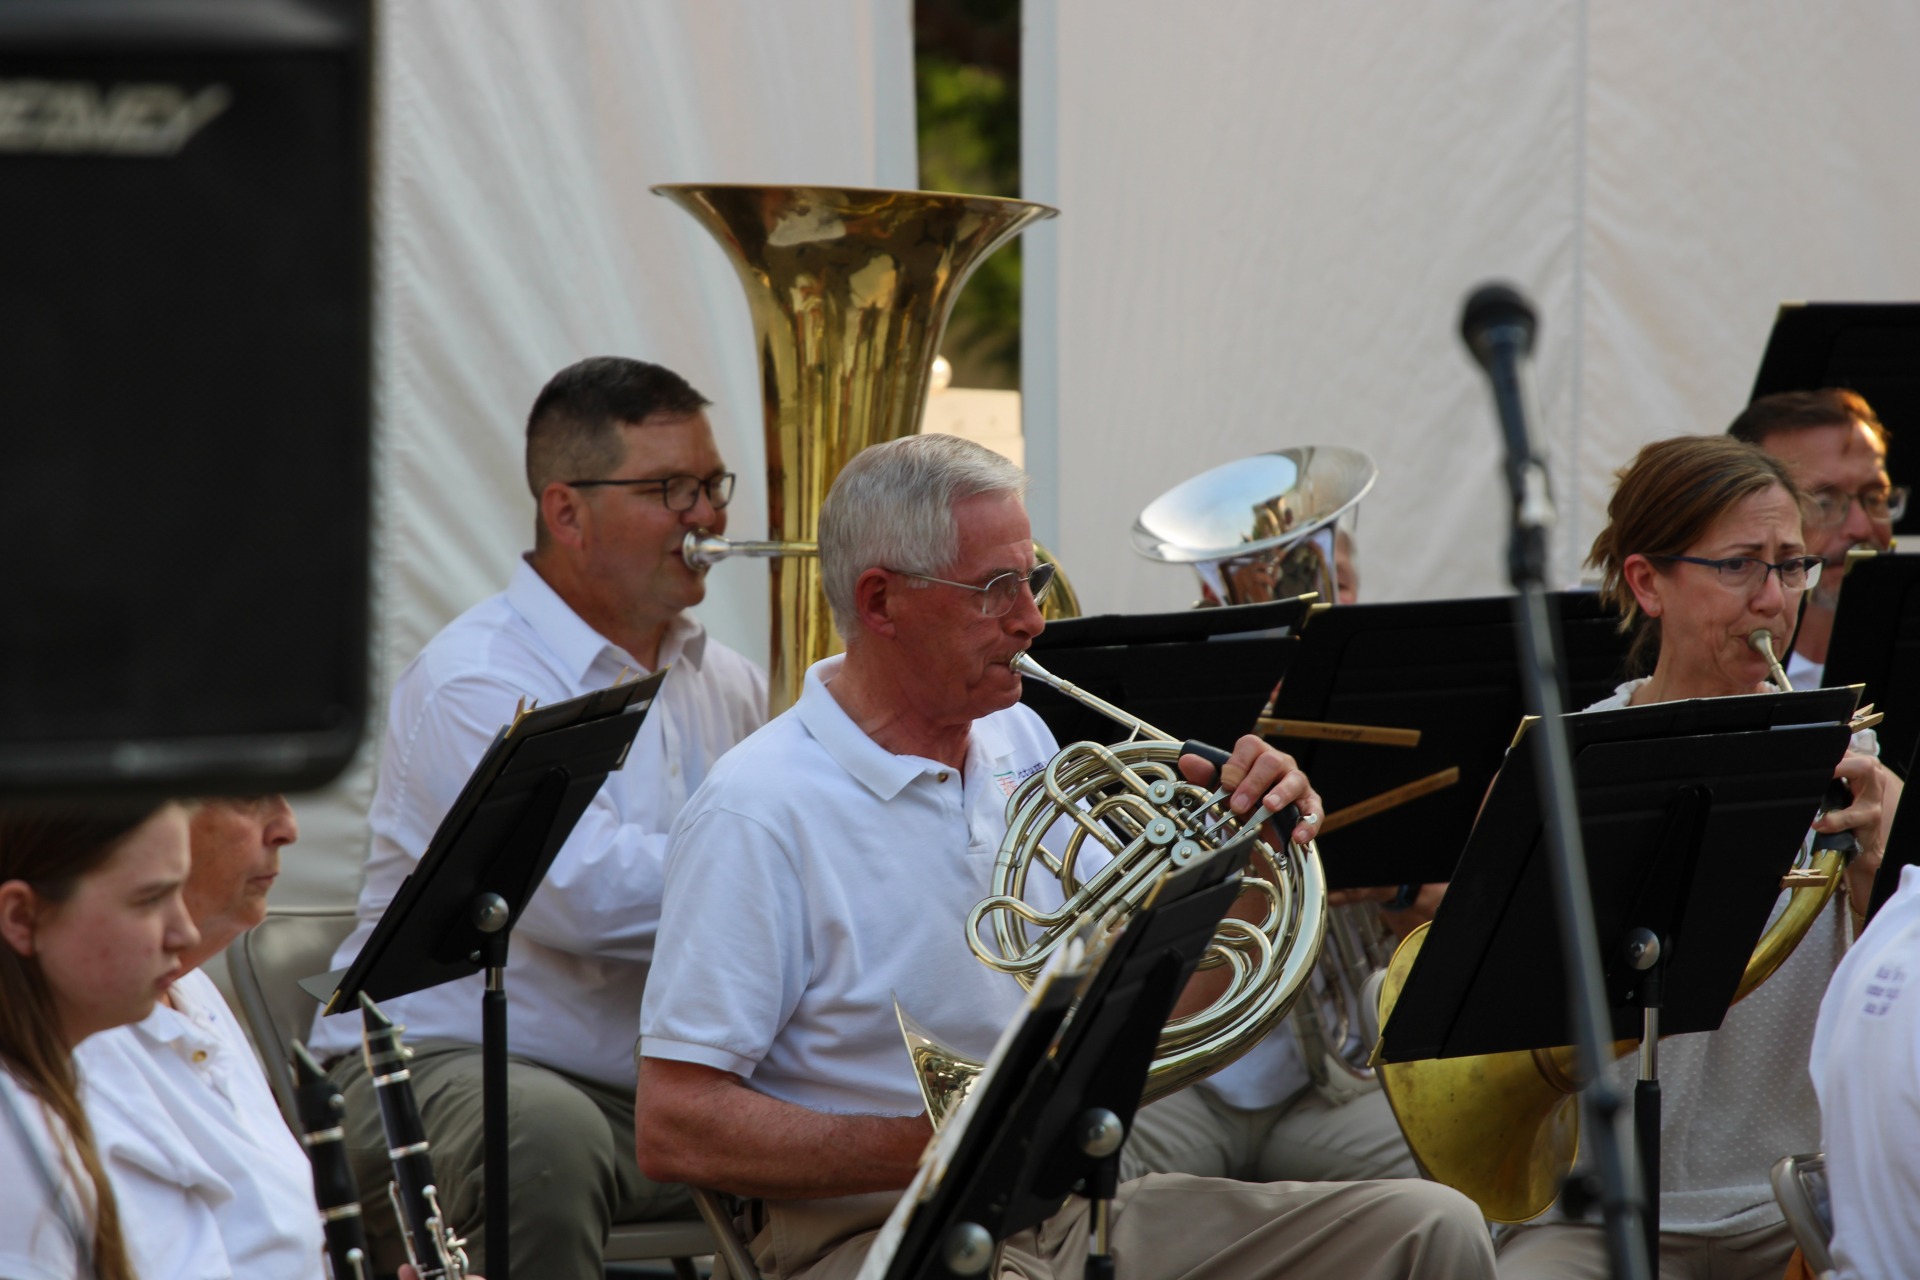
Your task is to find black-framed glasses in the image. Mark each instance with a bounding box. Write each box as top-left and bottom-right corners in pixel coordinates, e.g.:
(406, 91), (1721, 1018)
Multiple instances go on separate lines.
(1644, 553), (1824, 592)
(565, 472), (736, 511)
(890, 561), (1058, 617)
(1808, 484), (1909, 527)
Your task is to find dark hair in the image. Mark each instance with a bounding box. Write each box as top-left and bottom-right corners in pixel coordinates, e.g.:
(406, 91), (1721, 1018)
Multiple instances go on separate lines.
(1586, 436), (1802, 673)
(0, 802), (168, 1280)
(525, 357), (712, 542)
(1727, 388), (1889, 449)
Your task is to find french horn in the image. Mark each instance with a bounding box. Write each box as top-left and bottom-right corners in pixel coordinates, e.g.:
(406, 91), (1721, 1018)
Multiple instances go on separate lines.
(905, 653), (1330, 1126)
(1131, 447), (1388, 1097)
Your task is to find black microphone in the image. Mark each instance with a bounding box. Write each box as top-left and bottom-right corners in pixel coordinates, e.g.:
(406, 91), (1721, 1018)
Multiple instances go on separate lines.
(1459, 282), (1536, 372)
(1459, 282), (1552, 584)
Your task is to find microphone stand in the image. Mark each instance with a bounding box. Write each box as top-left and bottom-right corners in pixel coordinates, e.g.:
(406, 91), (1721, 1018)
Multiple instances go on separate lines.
(1463, 283), (1651, 1280)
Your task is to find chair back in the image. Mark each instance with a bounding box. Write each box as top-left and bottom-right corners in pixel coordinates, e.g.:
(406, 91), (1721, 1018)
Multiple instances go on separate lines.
(226, 905), (359, 1130)
(1770, 1152), (1837, 1279)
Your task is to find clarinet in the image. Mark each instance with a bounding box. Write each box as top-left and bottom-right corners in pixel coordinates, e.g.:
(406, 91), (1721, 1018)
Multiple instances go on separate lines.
(360, 994), (469, 1280)
(291, 1041), (372, 1280)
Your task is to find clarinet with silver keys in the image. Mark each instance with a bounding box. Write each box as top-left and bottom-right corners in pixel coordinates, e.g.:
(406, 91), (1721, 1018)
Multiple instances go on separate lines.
(360, 994), (469, 1280)
(292, 1041), (372, 1280)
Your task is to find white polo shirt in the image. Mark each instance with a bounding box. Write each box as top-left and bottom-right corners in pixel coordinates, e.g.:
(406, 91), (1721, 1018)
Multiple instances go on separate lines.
(640, 655), (1063, 1116)
(309, 557), (767, 1086)
(1812, 863), (1920, 1280)
(79, 969), (323, 1279)
(0, 1065), (87, 1280)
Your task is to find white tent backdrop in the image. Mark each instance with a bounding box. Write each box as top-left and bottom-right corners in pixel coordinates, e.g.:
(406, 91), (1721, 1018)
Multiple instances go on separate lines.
(1021, 2), (1920, 616)
(287, 2), (1920, 903)
(283, 0), (913, 903)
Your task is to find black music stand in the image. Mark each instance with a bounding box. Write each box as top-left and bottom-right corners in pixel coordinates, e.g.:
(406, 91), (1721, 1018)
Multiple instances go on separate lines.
(1022, 597), (1310, 750)
(1379, 688), (1857, 1257)
(1821, 552), (1920, 773)
(1748, 302), (1920, 541)
(1266, 591), (1630, 888)
(307, 672), (666, 1280)
(870, 831), (1265, 1280)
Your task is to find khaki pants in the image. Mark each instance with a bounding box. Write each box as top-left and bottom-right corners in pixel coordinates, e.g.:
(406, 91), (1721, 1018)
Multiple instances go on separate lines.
(327, 1038), (694, 1279)
(1495, 1219), (1795, 1280)
(1122, 1081), (1419, 1183)
(751, 1173), (1494, 1280)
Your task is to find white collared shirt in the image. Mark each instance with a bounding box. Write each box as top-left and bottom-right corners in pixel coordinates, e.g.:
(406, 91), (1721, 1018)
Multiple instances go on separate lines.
(78, 969), (322, 1279)
(641, 655), (1062, 1115)
(0, 1065), (88, 1280)
(309, 558), (767, 1086)
(1812, 863), (1920, 1280)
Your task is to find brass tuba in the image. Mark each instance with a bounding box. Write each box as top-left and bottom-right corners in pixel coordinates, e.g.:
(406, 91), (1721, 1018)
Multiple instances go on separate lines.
(1132, 447), (1387, 1097)
(905, 653), (1330, 1125)
(653, 184), (1057, 712)
(1373, 631), (1872, 1222)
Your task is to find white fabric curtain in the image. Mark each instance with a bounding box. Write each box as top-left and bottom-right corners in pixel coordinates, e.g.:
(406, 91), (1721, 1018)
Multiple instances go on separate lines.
(1023, 1), (1920, 615)
(284, 0), (913, 904)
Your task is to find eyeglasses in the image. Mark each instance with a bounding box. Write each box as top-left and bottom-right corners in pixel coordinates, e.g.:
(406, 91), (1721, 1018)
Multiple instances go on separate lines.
(1645, 553), (1824, 592)
(565, 472), (736, 511)
(1808, 485), (1909, 527)
(891, 561), (1058, 617)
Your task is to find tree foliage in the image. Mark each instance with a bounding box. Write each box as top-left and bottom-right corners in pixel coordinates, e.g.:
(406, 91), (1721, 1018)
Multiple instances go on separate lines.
(916, 0), (1022, 389)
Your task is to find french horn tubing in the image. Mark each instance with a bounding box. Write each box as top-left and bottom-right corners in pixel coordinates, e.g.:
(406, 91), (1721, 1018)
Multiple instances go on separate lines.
(1372, 629), (1864, 1221)
(903, 653), (1329, 1127)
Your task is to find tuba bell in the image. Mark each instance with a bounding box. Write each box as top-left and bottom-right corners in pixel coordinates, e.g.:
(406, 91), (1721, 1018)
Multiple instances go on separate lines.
(1131, 446), (1388, 1099)
(653, 183), (1058, 713)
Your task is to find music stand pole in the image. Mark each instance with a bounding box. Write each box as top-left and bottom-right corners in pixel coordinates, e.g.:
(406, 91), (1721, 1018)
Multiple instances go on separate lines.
(1465, 283), (1649, 1280)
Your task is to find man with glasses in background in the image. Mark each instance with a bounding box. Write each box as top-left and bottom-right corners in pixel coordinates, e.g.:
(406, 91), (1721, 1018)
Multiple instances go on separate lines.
(1728, 388), (1907, 688)
(308, 356), (767, 1279)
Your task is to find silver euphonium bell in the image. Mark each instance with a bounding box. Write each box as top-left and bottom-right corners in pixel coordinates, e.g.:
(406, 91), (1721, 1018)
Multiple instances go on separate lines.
(1131, 446), (1377, 606)
(1131, 446), (1388, 1100)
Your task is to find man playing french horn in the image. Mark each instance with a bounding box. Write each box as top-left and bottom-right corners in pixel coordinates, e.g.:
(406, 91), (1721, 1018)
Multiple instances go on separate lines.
(635, 433), (1495, 1280)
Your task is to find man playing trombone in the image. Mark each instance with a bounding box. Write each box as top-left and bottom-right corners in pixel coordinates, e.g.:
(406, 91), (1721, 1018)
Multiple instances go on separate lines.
(635, 433), (1494, 1280)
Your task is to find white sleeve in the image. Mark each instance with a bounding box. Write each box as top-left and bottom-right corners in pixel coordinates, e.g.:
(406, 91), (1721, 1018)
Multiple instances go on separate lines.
(639, 802), (811, 1078)
(85, 1067), (237, 1279)
(375, 671), (668, 961)
(0, 1079), (85, 1280)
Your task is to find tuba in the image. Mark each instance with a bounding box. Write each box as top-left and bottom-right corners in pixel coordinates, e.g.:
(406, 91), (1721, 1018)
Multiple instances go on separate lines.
(1131, 447), (1388, 1097)
(653, 183), (1056, 713)
(1372, 630), (1875, 1222)
(905, 653), (1330, 1125)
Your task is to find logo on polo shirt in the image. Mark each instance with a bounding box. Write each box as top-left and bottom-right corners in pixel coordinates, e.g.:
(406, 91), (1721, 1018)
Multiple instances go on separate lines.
(994, 759), (1050, 798)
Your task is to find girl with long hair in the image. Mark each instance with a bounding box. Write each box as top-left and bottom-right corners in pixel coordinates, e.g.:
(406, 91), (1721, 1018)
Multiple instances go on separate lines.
(0, 802), (198, 1280)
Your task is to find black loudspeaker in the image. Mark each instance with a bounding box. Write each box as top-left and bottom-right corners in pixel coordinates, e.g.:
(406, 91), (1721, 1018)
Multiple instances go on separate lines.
(0, 0), (371, 798)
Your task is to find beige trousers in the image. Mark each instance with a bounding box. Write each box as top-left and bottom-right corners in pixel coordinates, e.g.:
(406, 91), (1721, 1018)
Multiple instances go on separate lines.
(1495, 1219), (1795, 1280)
(1121, 1081), (1419, 1183)
(752, 1172), (1495, 1280)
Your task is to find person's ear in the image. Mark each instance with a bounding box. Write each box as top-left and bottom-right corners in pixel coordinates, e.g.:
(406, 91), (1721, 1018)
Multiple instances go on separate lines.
(0, 881), (43, 958)
(540, 482), (591, 551)
(1622, 554), (1664, 618)
(851, 567), (899, 639)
